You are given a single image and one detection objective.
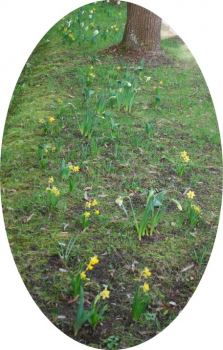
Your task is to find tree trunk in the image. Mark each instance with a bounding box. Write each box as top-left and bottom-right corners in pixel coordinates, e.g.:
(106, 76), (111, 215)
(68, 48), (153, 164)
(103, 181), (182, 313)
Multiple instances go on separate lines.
(120, 3), (162, 51)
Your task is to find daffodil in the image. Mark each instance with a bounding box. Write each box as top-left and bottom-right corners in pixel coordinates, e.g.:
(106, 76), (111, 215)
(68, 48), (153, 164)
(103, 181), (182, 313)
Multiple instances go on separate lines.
(84, 212), (90, 218)
(51, 186), (60, 196)
(117, 66), (121, 70)
(39, 119), (44, 123)
(73, 166), (80, 172)
(171, 199), (182, 211)
(48, 176), (54, 184)
(126, 82), (132, 87)
(80, 272), (86, 279)
(95, 210), (100, 215)
(48, 117), (55, 122)
(93, 29), (99, 35)
(142, 267), (152, 277)
(85, 202), (91, 209)
(52, 146), (56, 151)
(160, 81), (163, 84)
(146, 77), (151, 82)
(118, 88), (122, 93)
(90, 256), (99, 265)
(187, 190), (195, 200)
(90, 66), (94, 69)
(87, 264), (93, 271)
(184, 156), (190, 163)
(142, 282), (149, 293)
(57, 99), (62, 103)
(115, 197), (123, 206)
(100, 287), (110, 299)
(92, 199), (98, 206)
(181, 151), (187, 158)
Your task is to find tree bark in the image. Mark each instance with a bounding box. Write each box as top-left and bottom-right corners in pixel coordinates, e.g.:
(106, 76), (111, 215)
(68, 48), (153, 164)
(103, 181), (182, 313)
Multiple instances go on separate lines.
(120, 3), (162, 51)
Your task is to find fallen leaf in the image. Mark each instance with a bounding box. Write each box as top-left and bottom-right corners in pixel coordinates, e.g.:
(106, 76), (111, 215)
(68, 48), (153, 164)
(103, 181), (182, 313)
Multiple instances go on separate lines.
(67, 295), (79, 304)
(83, 186), (93, 191)
(180, 264), (194, 273)
(84, 191), (89, 201)
(26, 213), (34, 222)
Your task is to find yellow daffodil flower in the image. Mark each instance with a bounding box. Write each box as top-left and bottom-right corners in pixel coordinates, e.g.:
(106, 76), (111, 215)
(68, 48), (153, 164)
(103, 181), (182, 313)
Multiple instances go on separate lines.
(117, 66), (121, 70)
(90, 256), (99, 265)
(142, 282), (149, 293)
(92, 199), (98, 206)
(80, 272), (86, 279)
(118, 88), (122, 93)
(48, 117), (55, 122)
(100, 287), (110, 299)
(39, 119), (44, 123)
(95, 210), (100, 215)
(187, 190), (195, 200)
(73, 166), (80, 172)
(85, 202), (91, 209)
(160, 81), (163, 84)
(184, 156), (190, 163)
(87, 264), (93, 271)
(146, 77), (151, 82)
(142, 267), (152, 277)
(90, 66), (94, 69)
(84, 212), (90, 218)
(57, 99), (62, 103)
(181, 151), (187, 158)
(48, 176), (54, 184)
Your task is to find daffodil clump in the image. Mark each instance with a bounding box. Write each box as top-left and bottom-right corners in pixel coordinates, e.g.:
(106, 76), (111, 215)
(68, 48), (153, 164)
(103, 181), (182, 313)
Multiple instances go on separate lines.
(45, 177), (60, 210)
(186, 191), (203, 227)
(72, 254), (110, 335)
(69, 255), (99, 299)
(153, 81), (163, 106)
(132, 267), (152, 321)
(169, 151), (191, 177)
(116, 189), (182, 240)
(60, 159), (80, 189)
(89, 286), (110, 329)
(67, 164), (80, 193)
(39, 117), (56, 133)
(81, 199), (100, 229)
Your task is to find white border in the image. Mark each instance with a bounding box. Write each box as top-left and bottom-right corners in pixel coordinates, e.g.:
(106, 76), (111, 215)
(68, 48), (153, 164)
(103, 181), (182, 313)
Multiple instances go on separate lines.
(0, 1), (223, 349)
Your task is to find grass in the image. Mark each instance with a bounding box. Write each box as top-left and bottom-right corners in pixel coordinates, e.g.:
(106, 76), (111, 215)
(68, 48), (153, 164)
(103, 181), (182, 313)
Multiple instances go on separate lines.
(1, 1), (222, 349)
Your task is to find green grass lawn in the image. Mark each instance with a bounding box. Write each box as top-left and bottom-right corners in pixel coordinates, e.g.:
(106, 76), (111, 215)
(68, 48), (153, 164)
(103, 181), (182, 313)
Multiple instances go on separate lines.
(1, 1), (222, 348)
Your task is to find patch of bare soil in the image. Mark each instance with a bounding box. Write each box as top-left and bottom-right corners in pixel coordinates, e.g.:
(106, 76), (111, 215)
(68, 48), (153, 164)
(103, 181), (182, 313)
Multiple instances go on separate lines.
(102, 44), (173, 67)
